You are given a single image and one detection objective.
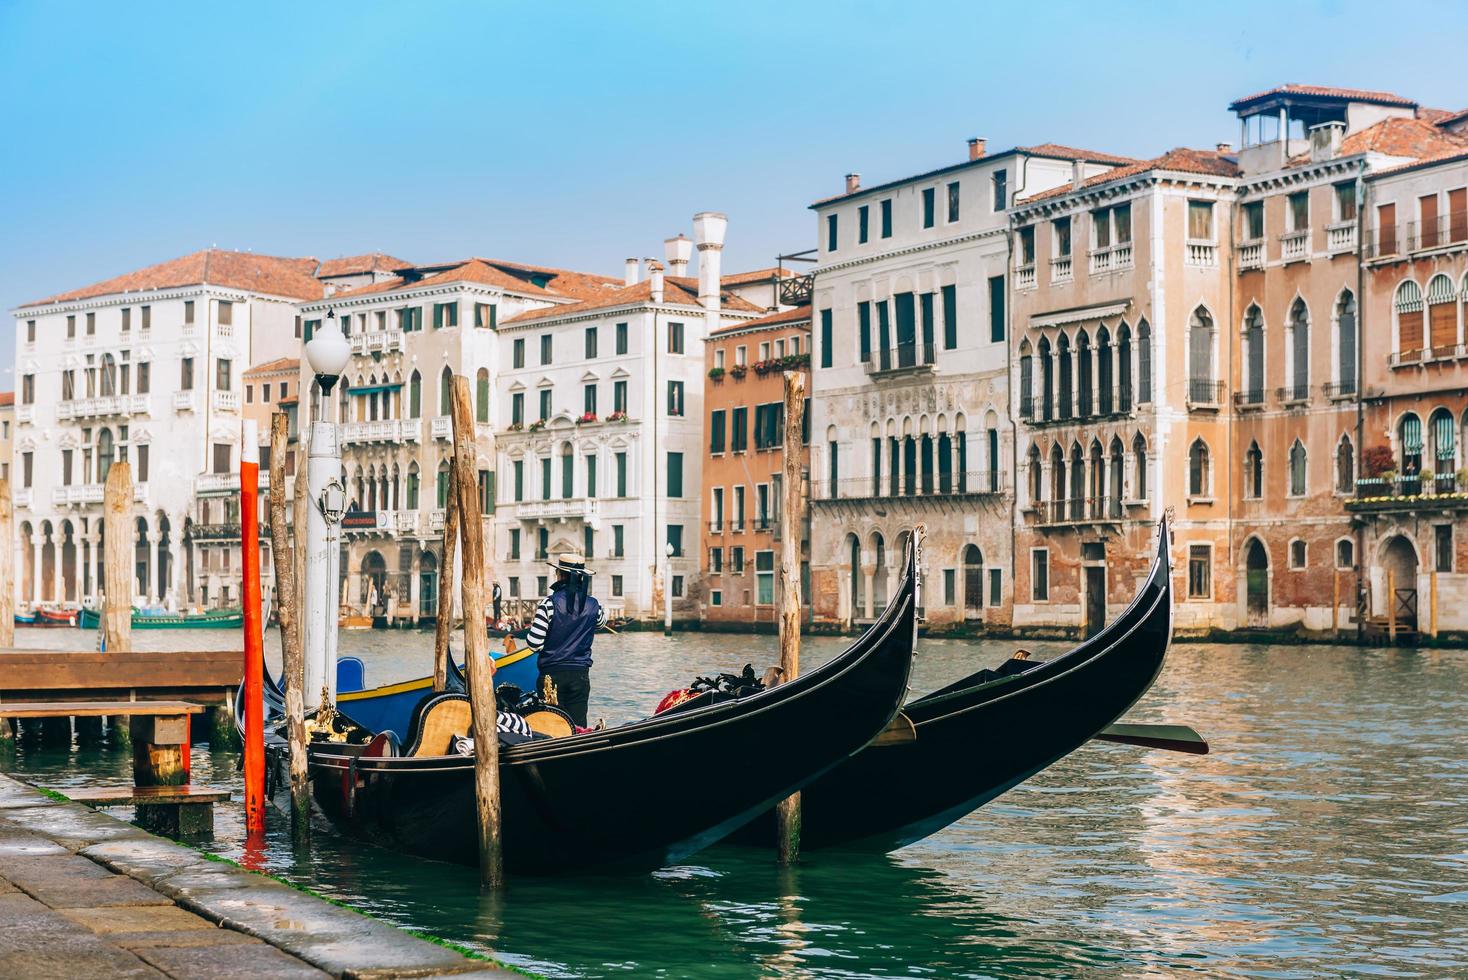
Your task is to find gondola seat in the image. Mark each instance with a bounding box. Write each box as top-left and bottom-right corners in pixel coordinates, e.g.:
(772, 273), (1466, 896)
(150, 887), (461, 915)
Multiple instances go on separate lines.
(403, 694), (473, 758)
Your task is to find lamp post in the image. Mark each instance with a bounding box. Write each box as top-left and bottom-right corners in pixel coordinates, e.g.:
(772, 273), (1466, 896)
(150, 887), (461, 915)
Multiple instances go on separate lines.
(664, 541), (674, 636)
(303, 312), (350, 711)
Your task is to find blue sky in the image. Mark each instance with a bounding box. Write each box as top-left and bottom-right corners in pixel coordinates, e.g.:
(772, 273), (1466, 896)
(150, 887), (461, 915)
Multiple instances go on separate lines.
(2, 0), (1466, 381)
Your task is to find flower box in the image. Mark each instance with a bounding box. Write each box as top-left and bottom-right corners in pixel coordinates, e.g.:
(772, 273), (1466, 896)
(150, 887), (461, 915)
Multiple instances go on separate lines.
(577, 412), (598, 425)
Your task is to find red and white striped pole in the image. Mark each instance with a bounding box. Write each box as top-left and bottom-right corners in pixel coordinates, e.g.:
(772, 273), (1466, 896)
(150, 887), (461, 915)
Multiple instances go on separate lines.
(241, 419), (266, 837)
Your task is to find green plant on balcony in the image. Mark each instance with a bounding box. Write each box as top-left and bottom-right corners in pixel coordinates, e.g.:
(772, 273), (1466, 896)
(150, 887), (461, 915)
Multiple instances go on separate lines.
(506, 421), (524, 432)
(707, 366), (725, 380)
(606, 410), (628, 423)
(728, 364), (747, 379)
(528, 419), (546, 432)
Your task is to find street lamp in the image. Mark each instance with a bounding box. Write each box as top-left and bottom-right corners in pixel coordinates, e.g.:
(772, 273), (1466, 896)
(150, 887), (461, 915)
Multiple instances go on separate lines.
(664, 541), (674, 636)
(303, 311), (350, 710)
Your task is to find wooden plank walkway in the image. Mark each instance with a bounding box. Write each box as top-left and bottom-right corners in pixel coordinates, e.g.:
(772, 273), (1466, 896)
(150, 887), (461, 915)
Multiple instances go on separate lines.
(0, 651), (242, 706)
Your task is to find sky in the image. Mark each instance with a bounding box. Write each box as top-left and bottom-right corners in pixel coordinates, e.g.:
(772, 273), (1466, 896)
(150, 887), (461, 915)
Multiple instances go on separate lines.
(2, 0), (1467, 382)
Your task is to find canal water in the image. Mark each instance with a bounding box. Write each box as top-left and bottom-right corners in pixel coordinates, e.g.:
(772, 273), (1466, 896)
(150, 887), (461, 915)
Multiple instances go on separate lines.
(5, 628), (1467, 978)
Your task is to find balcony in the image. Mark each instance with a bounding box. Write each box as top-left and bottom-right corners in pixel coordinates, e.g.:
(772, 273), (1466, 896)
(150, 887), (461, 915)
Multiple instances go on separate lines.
(195, 471), (267, 496)
(1238, 239), (1264, 271)
(707, 521), (726, 535)
(1019, 395), (1034, 419)
(13, 488), (32, 509)
(1088, 243), (1133, 274)
(813, 471), (1007, 504)
(1367, 214), (1468, 259)
(1034, 495), (1125, 527)
(16, 405), (34, 425)
(1026, 385), (1133, 426)
(1326, 221), (1357, 254)
(50, 483), (148, 507)
(431, 416), (452, 440)
(1186, 379), (1225, 410)
(1050, 255), (1073, 283)
(1275, 383), (1311, 407)
(56, 394), (150, 420)
(429, 510), (446, 533)
(190, 523), (241, 541)
(396, 510), (420, 535)
(173, 391), (197, 412)
(1185, 240), (1218, 267)
(516, 497), (597, 522)
(1280, 230), (1309, 264)
(342, 418), (422, 445)
(1322, 380), (1357, 401)
(343, 510), (418, 537)
(1015, 264), (1036, 290)
(1233, 388), (1265, 410)
(213, 390), (240, 412)
(778, 273), (814, 307)
(866, 343), (935, 378)
(350, 330), (405, 356)
(1349, 473), (1468, 513)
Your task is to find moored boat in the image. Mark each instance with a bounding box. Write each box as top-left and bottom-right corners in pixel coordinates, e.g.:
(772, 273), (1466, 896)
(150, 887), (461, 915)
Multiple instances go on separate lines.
(289, 542), (919, 874)
(35, 607), (78, 626)
(13, 610), (38, 626)
(78, 607), (244, 630)
(731, 519), (1175, 853)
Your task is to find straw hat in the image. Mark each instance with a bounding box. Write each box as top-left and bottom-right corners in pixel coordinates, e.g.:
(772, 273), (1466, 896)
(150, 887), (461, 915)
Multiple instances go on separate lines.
(547, 552), (593, 576)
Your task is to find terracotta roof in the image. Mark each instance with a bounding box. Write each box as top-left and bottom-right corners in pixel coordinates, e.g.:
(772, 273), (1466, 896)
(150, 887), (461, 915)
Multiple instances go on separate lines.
(325, 259), (557, 300)
(1332, 116), (1468, 161)
(712, 305), (811, 334)
(473, 259), (623, 301)
(1366, 147), (1468, 181)
(1021, 147), (1240, 204)
(0, 392), (13, 407)
(22, 249), (324, 307)
(721, 267), (792, 286)
(505, 276), (762, 324)
(1228, 84), (1418, 112)
(1433, 107), (1468, 130)
(1018, 143), (1141, 166)
(244, 357), (299, 376)
(316, 253), (413, 278)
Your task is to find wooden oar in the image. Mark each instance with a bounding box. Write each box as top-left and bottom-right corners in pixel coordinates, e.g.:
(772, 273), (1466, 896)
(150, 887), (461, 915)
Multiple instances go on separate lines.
(1094, 723), (1209, 755)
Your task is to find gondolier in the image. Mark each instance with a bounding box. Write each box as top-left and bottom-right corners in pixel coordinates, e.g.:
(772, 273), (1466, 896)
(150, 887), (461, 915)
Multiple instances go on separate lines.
(525, 552), (605, 727)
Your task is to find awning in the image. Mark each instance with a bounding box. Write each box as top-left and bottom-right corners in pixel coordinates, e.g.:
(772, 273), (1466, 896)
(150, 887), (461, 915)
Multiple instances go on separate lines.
(350, 383), (403, 395)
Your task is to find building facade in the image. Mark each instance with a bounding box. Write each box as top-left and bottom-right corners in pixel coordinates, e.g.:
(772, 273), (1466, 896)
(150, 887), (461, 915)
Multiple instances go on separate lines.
(0, 393), (13, 485)
(699, 305), (811, 626)
(808, 141), (1133, 629)
(10, 249), (321, 608)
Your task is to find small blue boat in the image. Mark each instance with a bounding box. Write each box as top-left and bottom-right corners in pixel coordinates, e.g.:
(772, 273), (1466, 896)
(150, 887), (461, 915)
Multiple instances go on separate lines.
(14, 611), (37, 626)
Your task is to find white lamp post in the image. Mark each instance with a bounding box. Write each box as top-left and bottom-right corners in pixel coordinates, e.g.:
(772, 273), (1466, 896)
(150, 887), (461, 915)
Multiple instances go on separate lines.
(664, 541), (674, 636)
(303, 311), (350, 711)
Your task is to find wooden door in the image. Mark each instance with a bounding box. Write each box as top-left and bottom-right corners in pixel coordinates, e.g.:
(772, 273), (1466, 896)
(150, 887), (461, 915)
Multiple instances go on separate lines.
(1378, 203), (1397, 255)
(1084, 567), (1105, 637)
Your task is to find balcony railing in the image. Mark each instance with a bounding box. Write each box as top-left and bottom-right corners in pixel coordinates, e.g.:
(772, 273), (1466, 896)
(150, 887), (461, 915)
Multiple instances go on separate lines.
(51, 483), (148, 506)
(1026, 385), (1133, 425)
(342, 418), (422, 445)
(173, 391), (197, 412)
(1366, 213), (1468, 258)
(1185, 240), (1218, 267)
(867, 343), (936, 376)
(1018, 395), (1034, 419)
(516, 497), (598, 521)
(1326, 221), (1357, 253)
(1276, 383), (1311, 405)
(1280, 229), (1309, 263)
(213, 390), (240, 412)
(1088, 243), (1133, 274)
(13, 488), (32, 508)
(707, 521), (725, 534)
(1350, 473), (1468, 511)
(1050, 255), (1073, 282)
(350, 330), (405, 355)
(778, 274), (814, 307)
(190, 523), (241, 541)
(812, 471), (1007, 502)
(195, 471), (267, 495)
(1015, 264), (1037, 290)
(1034, 495), (1125, 526)
(1237, 240), (1264, 271)
(431, 416), (452, 440)
(1233, 388), (1265, 409)
(429, 510), (446, 533)
(16, 405), (35, 425)
(1322, 380), (1358, 400)
(57, 394), (150, 420)
(1187, 379), (1225, 408)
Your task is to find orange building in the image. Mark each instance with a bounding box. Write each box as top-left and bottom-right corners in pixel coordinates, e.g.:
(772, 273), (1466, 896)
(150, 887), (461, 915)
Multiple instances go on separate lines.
(698, 306), (811, 625)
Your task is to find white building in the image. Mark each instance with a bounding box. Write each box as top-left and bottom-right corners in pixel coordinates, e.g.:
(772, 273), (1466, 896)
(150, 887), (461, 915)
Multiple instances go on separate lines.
(806, 141), (1134, 629)
(495, 214), (763, 619)
(10, 249), (322, 607)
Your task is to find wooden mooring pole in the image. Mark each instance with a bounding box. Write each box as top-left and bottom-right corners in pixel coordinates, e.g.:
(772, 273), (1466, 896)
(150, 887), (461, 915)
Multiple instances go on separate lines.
(1387, 567), (1396, 641)
(103, 462), (133, 654)
(292, 431), (309, 661)
(0, 478), (13, 654)
(433, 463), (459, 692)
(1429, 567), (1438, 638)
(241, 421), (266, 837)
(450, 375), (502, 887)
(776, 371), (806, 866)
(269, 413), (310, 844)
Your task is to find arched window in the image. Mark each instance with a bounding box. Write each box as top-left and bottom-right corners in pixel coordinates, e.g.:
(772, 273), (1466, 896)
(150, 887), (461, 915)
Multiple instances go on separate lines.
(1429, 408), (1456, 490)
(1188, 307), (1216, 403)
(1395, 280), (1424, 362)
(1288, 439), (1307, 496)
(1426, 274), (1457, 360)
(1068, 443), (1085, 519)
(1049, 444), (1065, 518)
(1117, 322), (1133, 412)
(409, 370), (422, 418)
(1335, 290), (1357, 395)
(1097, 326), (1113, 415)
(1039, 337), (1054, 421)
(1019, 342), (1034, 418)
(1136, 319), (1152, 404)
(476, 368), (490, 423)
(1188, 438), (1209, 496)
(1399, 412), (1423, 480)
(439, 367), (453, 416)
(1107, 437), (1123, 517)
(1336, 435), (1354, 494)
(1057, 333), (1073, 419)
(1336, 539), (1354, 569)
(1132, 433), (1147, 501)
(1290, 540), (1307, 569)
(1245, 441), (1263, 499)
(1076, 330), (1093, 417)
(97, 428), (114, 482)
(1287, 298), (1309, 400)
(1243, 305), (1264, 404)
(1027, 445), (1042, 502)
(1088, 440), (1104, 514)
(436, 460), (451, 508)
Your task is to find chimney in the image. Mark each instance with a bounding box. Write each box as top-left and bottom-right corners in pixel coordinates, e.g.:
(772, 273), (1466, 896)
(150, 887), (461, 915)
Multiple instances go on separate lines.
(624, 257), (640, 286)
(1309, 121), (1345, 163)
(844, 173), (860, 194)
(692, 211), (728, 313)
(649, 264), (664, 305)
(1216, 142), (1233, 155)
(968, 137), (987, 161)
(664, 234), (692, 279)
(1071, 160), (1085, 191)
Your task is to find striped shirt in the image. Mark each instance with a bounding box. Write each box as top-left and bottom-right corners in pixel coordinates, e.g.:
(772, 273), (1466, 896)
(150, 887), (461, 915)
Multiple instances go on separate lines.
(525, 592), (607, 653)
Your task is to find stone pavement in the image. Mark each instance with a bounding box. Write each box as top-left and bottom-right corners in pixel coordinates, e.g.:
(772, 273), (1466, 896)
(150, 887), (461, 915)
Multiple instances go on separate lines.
(0, 774), (518, 978)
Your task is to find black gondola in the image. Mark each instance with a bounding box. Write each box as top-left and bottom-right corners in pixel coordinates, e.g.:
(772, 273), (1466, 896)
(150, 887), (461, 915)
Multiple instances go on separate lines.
(735, 519), (1174, 853)
(290, 542), (919, 874)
